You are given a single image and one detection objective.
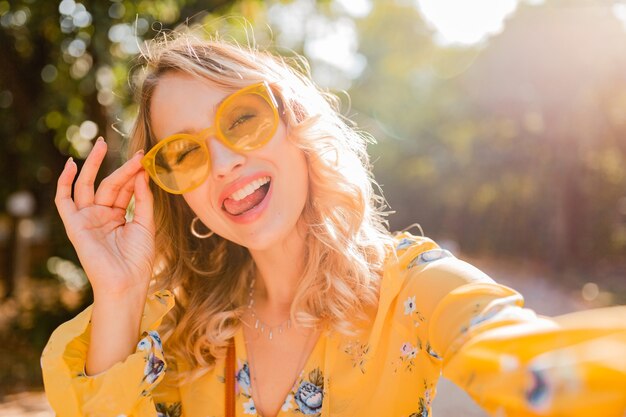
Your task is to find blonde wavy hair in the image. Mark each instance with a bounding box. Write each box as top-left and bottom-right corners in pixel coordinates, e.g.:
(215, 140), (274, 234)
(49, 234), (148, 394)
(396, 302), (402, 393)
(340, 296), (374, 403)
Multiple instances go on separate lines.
(127, 30), (395, 382)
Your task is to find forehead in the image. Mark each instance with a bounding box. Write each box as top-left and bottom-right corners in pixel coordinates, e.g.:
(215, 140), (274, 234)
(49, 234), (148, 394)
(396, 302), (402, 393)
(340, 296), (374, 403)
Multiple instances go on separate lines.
(149, 72), (230, 140)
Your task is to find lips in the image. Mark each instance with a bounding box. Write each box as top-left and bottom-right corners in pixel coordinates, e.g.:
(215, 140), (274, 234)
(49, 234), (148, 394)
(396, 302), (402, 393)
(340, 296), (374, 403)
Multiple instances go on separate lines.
(219, 173), (271, 206)
(223, 180), (270, 215)
(220, 176), (273, 224)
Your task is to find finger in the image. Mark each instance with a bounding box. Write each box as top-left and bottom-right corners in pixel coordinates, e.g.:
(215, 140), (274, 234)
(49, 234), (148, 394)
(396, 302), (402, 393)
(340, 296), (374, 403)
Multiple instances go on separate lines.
(112, 175), (136, 210)
(55, 157), (78, 220)
(94, 150), (145, 207)
(74, 137), (107, 209)
(132, 170), (154, 232)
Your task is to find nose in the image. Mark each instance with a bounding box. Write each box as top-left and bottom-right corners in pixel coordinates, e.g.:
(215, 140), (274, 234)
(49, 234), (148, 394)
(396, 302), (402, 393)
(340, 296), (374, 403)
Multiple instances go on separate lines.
(209, 137), (245, 179)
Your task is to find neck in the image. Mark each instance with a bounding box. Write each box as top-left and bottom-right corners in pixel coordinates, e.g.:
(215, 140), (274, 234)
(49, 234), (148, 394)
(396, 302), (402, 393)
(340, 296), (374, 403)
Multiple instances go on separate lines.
(247, 220), (307, 312)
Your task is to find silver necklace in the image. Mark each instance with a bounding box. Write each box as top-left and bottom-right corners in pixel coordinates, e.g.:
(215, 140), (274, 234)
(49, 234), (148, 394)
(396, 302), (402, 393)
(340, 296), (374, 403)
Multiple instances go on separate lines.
(245, 317), (315, 417)
(247, 277), (292, 340)
(244, 277), (316, 415)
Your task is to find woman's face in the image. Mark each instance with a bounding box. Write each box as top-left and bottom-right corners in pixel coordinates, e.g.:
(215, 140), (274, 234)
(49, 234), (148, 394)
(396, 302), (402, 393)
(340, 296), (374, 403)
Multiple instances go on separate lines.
(149, 72), (309, 251)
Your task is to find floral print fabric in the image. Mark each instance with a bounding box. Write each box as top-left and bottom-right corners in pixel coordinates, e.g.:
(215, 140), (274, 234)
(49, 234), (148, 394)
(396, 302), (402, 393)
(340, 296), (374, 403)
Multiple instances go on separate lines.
(137, 330), (166, 387)
(41, 233), (626, 417)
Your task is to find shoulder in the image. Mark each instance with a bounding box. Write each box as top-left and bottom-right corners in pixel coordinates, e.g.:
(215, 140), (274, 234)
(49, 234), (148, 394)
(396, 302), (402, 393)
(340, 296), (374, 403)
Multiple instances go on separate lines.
(382, 232), (526, 336)
(390, 231), (493, 284)
(385, 232), (498, 312)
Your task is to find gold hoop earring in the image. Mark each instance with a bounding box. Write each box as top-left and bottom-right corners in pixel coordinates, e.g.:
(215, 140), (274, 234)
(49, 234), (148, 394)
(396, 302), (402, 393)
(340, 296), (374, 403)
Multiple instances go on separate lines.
(190, 217), (214, 239)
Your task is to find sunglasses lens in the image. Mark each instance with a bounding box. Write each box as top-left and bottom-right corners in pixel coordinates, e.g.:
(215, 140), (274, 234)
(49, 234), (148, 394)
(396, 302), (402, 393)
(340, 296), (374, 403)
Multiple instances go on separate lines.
(153, 137), (209, 192)
(218, 92), (277, 150)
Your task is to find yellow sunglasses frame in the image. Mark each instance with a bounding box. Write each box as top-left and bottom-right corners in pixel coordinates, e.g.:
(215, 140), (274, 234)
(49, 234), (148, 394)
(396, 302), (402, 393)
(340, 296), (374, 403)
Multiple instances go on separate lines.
(141, 81), (280, 195)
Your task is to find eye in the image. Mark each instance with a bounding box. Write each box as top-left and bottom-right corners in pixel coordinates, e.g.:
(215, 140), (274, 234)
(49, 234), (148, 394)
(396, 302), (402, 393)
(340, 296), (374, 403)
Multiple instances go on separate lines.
(175, 144), (201, 164)
(229, 113), (256, 130)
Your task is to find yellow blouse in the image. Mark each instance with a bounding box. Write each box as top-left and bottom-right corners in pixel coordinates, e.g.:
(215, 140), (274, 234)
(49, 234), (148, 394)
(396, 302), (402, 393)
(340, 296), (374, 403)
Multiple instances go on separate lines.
(41, 233), (626, 417)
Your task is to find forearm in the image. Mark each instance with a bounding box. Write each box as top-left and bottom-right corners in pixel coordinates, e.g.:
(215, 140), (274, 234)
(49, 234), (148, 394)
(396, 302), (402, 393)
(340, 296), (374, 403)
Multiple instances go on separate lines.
(86, 289), (148, 375)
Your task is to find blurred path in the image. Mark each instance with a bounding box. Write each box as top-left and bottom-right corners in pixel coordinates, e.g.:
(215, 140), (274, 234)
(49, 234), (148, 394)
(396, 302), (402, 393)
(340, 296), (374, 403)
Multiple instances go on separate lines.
(0, 392), (51, 417)
(1, 257), (592, 417)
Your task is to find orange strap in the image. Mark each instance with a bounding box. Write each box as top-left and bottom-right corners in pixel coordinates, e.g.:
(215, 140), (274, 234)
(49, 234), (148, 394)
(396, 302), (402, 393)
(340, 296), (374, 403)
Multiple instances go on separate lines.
(225, 338), (236, 417)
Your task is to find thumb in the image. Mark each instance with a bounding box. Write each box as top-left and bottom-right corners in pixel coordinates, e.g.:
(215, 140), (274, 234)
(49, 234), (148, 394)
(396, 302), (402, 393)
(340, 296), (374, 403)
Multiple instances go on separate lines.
(132, 170), (154, 232)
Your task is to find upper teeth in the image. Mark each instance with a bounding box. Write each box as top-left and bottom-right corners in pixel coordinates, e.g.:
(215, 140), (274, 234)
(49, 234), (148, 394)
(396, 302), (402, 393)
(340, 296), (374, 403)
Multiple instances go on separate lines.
(228, 176), (270, 201)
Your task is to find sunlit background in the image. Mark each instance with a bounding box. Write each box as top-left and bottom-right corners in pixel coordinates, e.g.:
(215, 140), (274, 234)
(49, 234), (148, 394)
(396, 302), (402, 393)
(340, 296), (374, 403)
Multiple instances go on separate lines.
(1, 0), (626, 415)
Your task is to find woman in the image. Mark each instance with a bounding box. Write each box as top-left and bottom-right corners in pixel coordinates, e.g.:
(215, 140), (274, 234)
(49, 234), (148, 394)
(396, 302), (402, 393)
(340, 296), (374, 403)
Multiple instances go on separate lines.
(41, 33), (626, 417)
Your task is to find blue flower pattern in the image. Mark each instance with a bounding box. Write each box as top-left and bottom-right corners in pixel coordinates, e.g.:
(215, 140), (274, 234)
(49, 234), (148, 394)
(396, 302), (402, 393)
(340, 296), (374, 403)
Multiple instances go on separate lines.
(236, 361), (252, 397)
(396, 237), (416, 251)
(243, 398), (257, 414)
(137, 330), (166, 385)
(407, 248), (453, 269)
(144, 353), (165, 384)
(294, 381), (323, 414)
(526, 368), (551, 410)
(293, 368), (324, 415)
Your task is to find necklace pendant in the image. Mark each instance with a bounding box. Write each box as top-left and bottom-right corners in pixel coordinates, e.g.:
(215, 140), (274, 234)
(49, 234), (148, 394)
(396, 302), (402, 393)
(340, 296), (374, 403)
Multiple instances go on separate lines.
(247, 278), (294, 341)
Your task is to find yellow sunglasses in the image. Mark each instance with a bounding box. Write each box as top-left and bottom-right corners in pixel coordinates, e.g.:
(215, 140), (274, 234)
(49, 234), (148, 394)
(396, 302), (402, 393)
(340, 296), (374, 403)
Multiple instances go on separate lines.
(141, 81), (280, 194)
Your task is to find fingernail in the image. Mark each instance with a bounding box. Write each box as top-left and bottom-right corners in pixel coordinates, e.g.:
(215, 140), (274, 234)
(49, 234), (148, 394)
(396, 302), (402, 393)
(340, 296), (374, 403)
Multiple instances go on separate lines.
(66, 156), (73, 167)
(96, 137), (104, 143)
(134, 149), (145, 157)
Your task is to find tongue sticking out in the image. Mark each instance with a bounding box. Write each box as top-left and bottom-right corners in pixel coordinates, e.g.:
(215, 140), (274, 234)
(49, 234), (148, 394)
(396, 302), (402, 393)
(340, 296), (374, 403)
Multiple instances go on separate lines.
(223, 182), (270, 216)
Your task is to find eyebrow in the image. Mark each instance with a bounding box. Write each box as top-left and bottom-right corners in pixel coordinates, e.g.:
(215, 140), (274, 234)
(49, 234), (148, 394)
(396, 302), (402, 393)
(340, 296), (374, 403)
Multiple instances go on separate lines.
(173, 128), (196, 135)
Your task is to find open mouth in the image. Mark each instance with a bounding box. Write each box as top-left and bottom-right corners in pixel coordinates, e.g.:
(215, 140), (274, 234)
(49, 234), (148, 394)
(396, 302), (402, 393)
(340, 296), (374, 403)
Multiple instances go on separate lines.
(222, 178), (271, 216)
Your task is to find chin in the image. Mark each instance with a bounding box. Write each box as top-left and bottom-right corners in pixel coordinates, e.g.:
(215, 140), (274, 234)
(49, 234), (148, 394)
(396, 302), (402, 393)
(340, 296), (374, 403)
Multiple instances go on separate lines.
(241, 217), (304, 252)
(241, 230), (288, 252)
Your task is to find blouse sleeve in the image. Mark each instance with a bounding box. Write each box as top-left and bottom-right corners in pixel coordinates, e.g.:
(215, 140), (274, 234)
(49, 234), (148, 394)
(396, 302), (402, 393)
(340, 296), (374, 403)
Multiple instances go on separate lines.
(40, 290), (179, 417)
(398, 237), (626, 417)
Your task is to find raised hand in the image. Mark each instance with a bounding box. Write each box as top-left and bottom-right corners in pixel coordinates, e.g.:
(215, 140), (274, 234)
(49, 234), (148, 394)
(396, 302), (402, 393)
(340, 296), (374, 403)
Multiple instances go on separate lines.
(55, 137), (155, 299)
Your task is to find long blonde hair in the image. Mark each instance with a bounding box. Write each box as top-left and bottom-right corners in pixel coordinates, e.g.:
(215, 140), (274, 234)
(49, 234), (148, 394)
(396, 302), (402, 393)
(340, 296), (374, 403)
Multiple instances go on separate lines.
(127, 31), (395, 382)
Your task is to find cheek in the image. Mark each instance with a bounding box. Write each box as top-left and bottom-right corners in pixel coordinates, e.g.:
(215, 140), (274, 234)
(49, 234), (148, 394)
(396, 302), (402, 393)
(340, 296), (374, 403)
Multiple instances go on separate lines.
(297, 153), (309, 194)
(287, 149), (310, 208)
(269, 129), (309, 199)
(181, 193), (201, 220)
(182, 186), (216, 221)
(281, 131), (306, 166)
